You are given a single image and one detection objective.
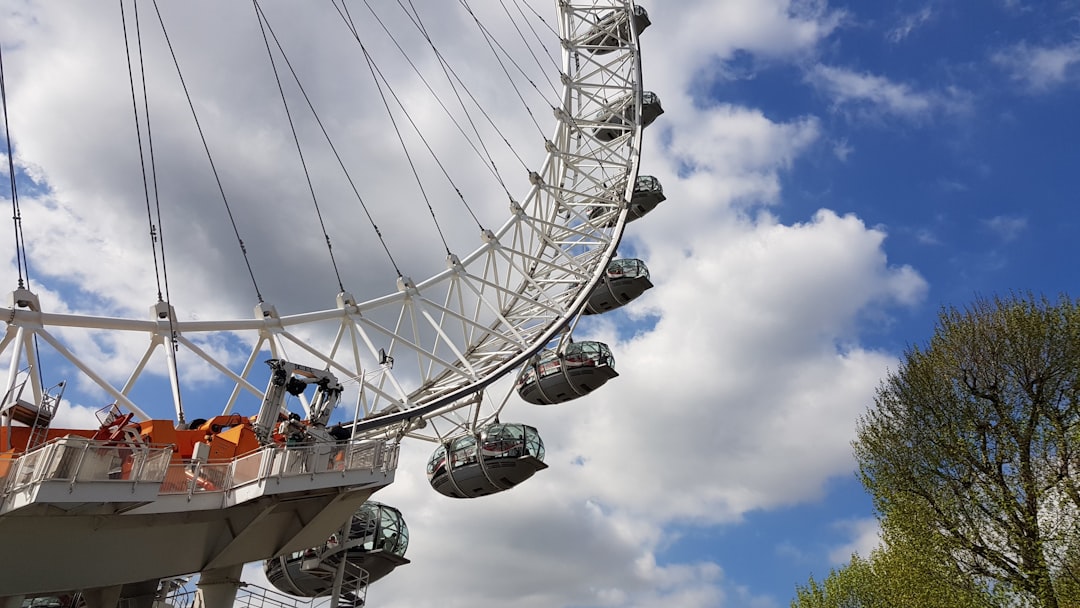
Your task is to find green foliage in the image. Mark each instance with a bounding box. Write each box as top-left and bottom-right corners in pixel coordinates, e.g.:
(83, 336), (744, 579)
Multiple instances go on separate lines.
(792, 528), (1003, 608)
(791, 555), (877, 608)
(852, 293), (1080, 608)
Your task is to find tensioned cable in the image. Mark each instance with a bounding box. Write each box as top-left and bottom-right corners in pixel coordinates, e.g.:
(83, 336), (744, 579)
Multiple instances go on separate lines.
(391, 1), (533, 177)
(252, 0), (345, 293)
(121, 0), (184, 419)
(150, 0), (266, 302)
(334, 1), (486, 232)
(454, 0), (546, 138)
(514, 0), (560, 39)
(132, 0), (178, 321)
(356, 0), (509, 225)
(3, 40), (49, 390)
(0, 43), (28, 290)
(498, 0), (561, 100)
(362, 52), (451, 257)
(510, 0), (565, 90)
(120, 0), (166, 303)
(251, 1), (403, 278)
(342, 15), (452, 255)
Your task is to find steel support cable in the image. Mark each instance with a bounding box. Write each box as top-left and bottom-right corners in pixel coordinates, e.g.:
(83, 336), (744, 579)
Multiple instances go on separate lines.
(510, 0), (563, 98)
(390, 0), (522, 188)
(122, 0), (185, 420)
(498, 0), (561, 100)
(457, 0), (551, 136)
(357, 41), (453, 256)
(252, 0), (403, 278)
(514, 0), (560, 39)
(150, 0), (266, 302)
(355, 0), (504, 227)
(0, 39), (52, 397)
(0, 43), (28, 290)
(332, 2), (485, 235)
(131, 1), (177, 325)
(3, 40), (50, 390)
(120, 0), (166, 303)
(252, 0), (345, 293)
(394, 0), (533, 175)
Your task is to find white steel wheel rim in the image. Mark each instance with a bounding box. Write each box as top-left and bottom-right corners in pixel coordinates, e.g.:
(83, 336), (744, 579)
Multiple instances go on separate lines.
(0, 0), (646, 438)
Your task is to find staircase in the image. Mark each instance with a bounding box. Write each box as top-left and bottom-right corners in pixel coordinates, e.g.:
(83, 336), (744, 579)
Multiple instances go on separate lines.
(298, 545), (370, 607)
(1, 369), (65, 451)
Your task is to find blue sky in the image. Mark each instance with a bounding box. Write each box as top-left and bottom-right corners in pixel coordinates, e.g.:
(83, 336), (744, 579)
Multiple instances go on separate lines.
(2, 0), (1080, 606)
(644, 0), (1080, 601)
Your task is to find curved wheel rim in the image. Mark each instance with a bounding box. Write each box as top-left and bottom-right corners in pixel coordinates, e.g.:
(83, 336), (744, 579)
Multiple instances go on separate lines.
(0, 0), (646, 438)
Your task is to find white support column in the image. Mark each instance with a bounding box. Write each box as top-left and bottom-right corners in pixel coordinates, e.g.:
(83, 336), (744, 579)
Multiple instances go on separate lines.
(193, 565), (244, 608)
(3, 326), (25, 399)
(330, 553), (347, 608)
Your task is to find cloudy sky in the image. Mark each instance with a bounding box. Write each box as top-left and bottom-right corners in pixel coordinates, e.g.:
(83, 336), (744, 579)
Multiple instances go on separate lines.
(2, 0), (1079, 606)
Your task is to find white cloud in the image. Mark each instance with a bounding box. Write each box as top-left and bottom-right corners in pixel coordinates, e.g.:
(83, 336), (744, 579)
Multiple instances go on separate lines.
(999, 0), (1033, 14)
(806, 65), (967, 121)
(982, 214), (1028, 242)
(993, 41), (1080, 92)
(0, 2), (926, 606)
(664, 105), (821, 208)
(914, 227), (941, 246)
(887, 6), (935, 43)
(641, 0), (844, 109)
(561, 209), (925, 524)
(832, 139), (854, 161)
(827, 517), (882, 564)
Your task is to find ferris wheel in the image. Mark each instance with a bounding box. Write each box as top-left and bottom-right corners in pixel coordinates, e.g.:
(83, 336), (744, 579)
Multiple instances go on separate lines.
(0, 0), (664, 603)
(2, 0), (659, 444)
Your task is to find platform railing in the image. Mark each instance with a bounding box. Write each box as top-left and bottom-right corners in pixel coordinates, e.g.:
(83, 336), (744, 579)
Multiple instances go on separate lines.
(0, 452), (17, 493)
(151, 581), (318, 608)
(251, 440), (398, 482)
(0, 436), (172, 496)
(0, 436), (398, 503)
(158, 440), (400, 497)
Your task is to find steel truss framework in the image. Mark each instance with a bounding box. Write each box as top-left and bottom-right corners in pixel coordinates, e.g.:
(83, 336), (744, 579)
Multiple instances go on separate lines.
(0, 0), (646, 441)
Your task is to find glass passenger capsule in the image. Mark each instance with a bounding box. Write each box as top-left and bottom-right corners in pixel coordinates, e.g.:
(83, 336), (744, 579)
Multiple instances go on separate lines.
(584, 259), (653, 315)
(516, 341), (618, 405)
(628, 175), (666, 222)
(264, 501), (410, 597)
(594, 91), (664, 142)
(428, 423), (547, 499)
(588, 175), (667, 227)
(581, 5), (651, 55)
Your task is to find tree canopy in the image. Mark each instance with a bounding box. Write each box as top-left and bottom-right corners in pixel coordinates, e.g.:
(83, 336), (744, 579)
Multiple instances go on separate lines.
(853, 294), (1080, 608)
(791, 524), (1003, 608)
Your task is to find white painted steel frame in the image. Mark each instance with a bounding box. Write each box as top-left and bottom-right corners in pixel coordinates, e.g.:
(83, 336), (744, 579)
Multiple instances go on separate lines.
(0, 0), (646, 441)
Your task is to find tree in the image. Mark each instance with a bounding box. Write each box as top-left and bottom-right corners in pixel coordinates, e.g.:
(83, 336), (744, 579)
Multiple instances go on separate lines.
(854, 294), (1080, 608)
(791, 518), (1003, 608)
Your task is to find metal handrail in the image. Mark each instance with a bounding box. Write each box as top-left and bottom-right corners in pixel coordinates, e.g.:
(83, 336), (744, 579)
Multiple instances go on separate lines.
(158, 440), (399, 496)
(2, 437), (173, 495)
(1, 437), (399, 501)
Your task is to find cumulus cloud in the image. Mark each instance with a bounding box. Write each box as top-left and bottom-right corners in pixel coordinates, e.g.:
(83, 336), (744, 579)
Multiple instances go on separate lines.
(993, 41), (1080, 92)
(664, 105), (821, 207)
(0, 1), (928, 606)
(641, 0), (844, 109)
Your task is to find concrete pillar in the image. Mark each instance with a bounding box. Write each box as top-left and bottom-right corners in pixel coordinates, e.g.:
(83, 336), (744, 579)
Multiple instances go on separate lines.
(120, 579), (161, 608)
(82, 586), (123, 608)
(192, 565), (244, 608)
